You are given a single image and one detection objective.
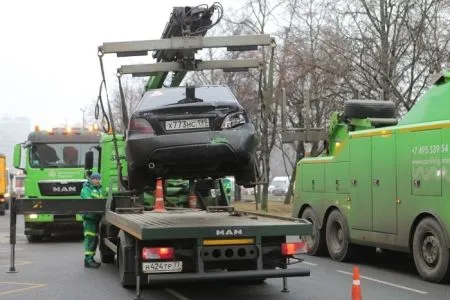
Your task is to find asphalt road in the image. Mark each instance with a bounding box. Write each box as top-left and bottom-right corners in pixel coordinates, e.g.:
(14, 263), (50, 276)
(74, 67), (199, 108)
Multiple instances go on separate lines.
(1, 211), (449, 300)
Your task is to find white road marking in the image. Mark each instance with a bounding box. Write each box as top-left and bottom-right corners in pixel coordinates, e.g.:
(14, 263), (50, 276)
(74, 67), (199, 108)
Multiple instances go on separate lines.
(165, 288), (191, 300)
(301, 261), (317, 266)
(336, 270), (428, 295)
(0, 261), (32, 268)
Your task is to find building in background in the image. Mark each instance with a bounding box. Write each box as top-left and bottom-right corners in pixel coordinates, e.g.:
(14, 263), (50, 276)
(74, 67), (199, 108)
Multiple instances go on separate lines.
(0, 115), (31, 172)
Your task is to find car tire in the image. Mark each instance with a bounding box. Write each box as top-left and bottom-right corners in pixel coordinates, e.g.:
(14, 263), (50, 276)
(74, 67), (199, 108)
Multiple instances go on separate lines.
(325, 210), (355, 262)
(0, 210), (5, 216)
(412, 217), (450, 283)
(26, 235), (43, 243)
(128, 168), (155, 193)
(344, 100), (396, 119)
(301, 207), (327, 256)
(236, 160), (257, 188)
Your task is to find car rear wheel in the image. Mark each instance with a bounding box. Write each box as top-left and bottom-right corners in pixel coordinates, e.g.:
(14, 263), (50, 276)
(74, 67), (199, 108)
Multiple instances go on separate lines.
(26, 234), (43, 243)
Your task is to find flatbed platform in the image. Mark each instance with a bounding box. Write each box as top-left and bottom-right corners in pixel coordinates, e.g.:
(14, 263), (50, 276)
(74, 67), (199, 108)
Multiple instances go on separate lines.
(105, 209), (311, 240)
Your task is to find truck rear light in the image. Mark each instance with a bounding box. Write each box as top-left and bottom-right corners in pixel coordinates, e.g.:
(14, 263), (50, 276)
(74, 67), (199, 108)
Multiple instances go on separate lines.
(142, 247), (174, 260)
(129, 118), (154, 134)
(281, 241), (308, 255)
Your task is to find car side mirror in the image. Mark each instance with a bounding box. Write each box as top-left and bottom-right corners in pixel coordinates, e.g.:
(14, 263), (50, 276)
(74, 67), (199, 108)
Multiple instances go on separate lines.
(13, 144), (22, 169)
(85, 151), (94, 170)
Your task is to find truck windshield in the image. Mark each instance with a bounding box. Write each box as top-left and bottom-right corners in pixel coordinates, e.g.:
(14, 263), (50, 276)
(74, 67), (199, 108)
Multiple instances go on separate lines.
(29, 143), (97, 168)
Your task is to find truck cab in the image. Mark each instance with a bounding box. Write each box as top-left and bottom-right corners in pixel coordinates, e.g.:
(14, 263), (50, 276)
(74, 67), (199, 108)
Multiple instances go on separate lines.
(14, 126), (101, 242)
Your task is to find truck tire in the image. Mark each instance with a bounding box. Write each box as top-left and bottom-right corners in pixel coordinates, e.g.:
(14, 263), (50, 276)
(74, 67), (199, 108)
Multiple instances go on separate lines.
(300, 207), (327, 256)
(99, 222), (115, 264)
(412, 217), (450, 283)
(118, 243), (136, 288)
(325, 210), (354, 262)
(344, 100), (396, 119)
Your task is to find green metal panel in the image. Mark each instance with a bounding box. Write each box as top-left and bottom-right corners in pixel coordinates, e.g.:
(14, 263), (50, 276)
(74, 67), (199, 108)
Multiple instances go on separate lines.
(349, 137), (372, 231)
(301, 163), (324, 192)
(410, 130), (442, 196)
(372, 134), (397, 234)
(325, 162), (349, 194)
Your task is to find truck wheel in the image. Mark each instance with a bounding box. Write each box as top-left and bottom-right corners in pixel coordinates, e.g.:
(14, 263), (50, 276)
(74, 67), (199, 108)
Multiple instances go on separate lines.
(344, 100), (396, 119)
(118, 243), (136, 288)
(301, 207), (327, 256)
(412, 217), (450, 283)
(325, 210), (354, 261)
(26, 235), (43, 243)
(99, 223), (115, 264)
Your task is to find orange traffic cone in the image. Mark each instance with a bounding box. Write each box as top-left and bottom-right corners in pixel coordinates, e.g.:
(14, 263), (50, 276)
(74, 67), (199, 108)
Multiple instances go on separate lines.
(153, 179), (166, 212)
(188, 194), (197, 208)
(352, 266), (362, 300)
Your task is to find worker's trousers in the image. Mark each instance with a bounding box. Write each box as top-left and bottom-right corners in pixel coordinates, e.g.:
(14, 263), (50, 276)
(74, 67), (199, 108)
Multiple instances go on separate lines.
(83, 216), (99, 261)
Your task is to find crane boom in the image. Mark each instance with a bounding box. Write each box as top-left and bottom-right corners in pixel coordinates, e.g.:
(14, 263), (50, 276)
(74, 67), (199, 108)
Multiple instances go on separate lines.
(144, 3), (223, 91)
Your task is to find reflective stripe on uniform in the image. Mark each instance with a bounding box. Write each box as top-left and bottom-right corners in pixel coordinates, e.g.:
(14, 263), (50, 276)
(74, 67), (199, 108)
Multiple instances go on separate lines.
(84, 231), (96, 237)
(85, 251), (95, 255)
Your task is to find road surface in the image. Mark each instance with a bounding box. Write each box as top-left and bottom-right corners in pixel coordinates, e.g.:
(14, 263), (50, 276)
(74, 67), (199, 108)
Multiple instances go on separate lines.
(0, 211), (449, 299)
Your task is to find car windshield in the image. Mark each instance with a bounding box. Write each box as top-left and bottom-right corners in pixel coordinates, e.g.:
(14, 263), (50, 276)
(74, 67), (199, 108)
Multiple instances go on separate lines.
(29, 143), (98, 168)
(138, 86), (238, 110)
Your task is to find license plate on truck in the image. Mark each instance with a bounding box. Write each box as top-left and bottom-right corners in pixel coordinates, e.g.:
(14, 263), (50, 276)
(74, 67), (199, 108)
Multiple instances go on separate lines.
(165, 119), (209, 130)
(142, 261), (183, 273)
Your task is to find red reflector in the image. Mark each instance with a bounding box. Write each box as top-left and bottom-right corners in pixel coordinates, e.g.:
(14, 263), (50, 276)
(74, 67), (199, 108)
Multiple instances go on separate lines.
(142, 247), (174, 260)
(281, 241), (308, 255)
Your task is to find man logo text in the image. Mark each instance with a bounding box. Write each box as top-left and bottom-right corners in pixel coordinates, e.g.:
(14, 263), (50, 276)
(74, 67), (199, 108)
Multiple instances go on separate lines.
(216, 229), (243, 236)
(52, 186), (76, 193)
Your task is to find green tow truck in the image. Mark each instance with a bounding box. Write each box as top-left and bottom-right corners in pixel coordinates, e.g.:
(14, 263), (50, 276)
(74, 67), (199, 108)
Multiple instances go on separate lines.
(292, 71), (450, 283)
(10, 5), (312, 298)
(13, 126), (101, 242)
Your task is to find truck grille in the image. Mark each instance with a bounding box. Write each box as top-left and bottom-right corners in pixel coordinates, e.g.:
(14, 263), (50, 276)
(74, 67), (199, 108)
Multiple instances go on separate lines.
(38, 181), (84, 196)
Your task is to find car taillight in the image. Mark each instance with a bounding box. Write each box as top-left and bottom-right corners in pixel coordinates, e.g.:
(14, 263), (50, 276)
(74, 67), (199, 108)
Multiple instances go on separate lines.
(142, 247), (174, 260)
(221, 112), (246, 129)
(281, 241), (309, 256)
(129, 118), (154, 134)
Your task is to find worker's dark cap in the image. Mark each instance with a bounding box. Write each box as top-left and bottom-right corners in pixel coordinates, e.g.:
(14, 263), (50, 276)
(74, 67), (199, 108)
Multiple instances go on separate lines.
(90, 173), (101, 180)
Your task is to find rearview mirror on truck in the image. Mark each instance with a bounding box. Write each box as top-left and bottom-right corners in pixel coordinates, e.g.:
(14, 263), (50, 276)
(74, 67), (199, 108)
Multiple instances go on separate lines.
(13, 144), (22, 169)
(85, 151), (94, 170)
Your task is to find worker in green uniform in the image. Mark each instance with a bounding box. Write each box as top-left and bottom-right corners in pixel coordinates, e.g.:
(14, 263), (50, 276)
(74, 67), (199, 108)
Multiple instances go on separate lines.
(80, 173), (104, 268)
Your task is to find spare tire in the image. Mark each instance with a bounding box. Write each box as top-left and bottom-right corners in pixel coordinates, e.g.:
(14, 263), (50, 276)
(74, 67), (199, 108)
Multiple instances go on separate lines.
(344, 100), (396, 119)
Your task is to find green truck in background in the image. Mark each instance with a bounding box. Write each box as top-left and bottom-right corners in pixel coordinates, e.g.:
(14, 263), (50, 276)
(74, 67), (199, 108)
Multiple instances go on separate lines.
(0, 154), (7, 215)
(13, 126), (101, 242)
(294, 71), (450, 283)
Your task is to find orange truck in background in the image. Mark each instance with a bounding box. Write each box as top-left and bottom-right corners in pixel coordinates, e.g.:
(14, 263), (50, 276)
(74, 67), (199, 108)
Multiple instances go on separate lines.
(0, 154), (6, 215)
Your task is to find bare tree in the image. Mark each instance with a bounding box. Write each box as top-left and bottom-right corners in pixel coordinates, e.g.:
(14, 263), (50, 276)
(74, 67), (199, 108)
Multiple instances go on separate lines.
(329, 0), (450, 111)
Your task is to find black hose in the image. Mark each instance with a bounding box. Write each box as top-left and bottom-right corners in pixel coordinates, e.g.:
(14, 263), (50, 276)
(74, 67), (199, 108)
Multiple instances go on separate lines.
(95, 80), (111, 133)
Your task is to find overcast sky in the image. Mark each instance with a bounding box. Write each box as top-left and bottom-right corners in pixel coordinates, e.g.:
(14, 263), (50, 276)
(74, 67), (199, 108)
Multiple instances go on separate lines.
(1, 0), (243, 129)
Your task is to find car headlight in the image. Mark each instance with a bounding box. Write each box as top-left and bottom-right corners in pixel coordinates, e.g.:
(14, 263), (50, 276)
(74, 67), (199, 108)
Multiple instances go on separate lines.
(221, 112), (246, 129)
(4, 193), (10, 198)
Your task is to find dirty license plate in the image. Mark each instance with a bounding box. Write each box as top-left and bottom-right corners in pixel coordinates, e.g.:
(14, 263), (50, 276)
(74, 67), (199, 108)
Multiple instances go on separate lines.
(142, 261), (183, 273)
(165, 119), (209, 130)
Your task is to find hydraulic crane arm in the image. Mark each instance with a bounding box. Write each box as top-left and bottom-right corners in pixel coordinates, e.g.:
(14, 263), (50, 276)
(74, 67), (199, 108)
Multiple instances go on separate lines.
(144, 3), (223, 91)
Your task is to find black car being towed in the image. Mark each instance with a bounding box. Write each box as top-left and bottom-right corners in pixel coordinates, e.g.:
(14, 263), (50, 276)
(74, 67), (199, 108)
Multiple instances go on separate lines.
(125, 85), (258, 192)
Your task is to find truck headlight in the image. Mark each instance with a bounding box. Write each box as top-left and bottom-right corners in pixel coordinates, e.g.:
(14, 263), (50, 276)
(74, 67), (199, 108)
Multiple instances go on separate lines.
(4, 193), (9, 198)
(28, 214), (38, 219)
(221, 112), (246, 129)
